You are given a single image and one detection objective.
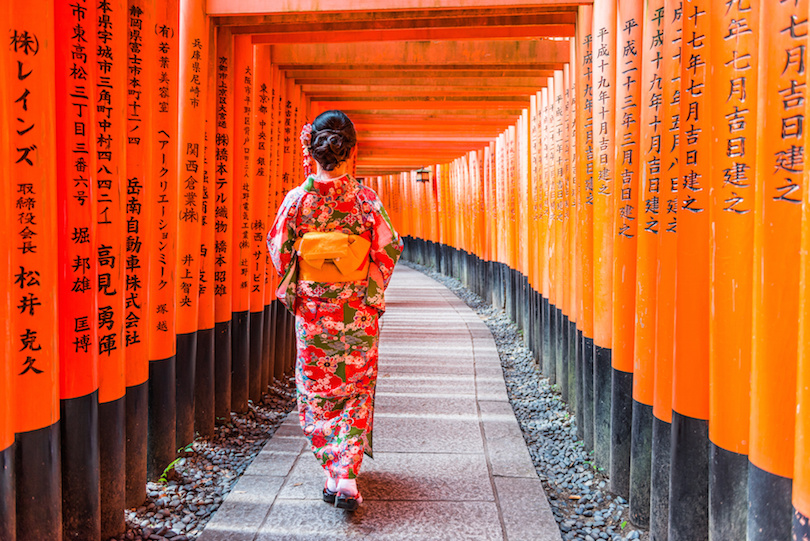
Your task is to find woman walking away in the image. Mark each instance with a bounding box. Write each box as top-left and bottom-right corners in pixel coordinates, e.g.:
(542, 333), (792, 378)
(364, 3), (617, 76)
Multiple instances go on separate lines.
(267, 110), (402, 511)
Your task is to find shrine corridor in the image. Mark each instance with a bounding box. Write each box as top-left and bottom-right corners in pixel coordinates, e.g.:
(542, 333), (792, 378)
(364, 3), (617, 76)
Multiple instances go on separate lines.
(2, 1), (810, 541)
(197, 265), (560, 541)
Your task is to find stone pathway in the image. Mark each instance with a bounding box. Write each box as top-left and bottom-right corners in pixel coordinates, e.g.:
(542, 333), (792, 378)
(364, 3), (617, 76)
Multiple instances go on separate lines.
(197, 265), (561, 541)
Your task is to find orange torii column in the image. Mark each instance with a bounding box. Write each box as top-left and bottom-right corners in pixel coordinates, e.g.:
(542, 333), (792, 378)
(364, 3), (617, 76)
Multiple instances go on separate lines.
(528, 95), (541, 363)
(254, 55), (274, 395)
(629, 0), (663, 527)
(576, 5), (596, 453)
(195, 15), (216, 438)
(493, 133), (505, 310)
(591, 0), (617, 471)
(554, 70), (568, 401)
(124, 0), (153, 508)
(271, 74), (289, 381)
(9, 2), (62, 536)
(650, 0), (681, 536)
(147, 0), (179, 481)
(213, 26), (233, 420)
(230, 34), (252, 413)
(54, 0), (101, 538)
(541, 87), (555, 381)
(565, 52), (579, 413)
(670, 0), (711, 538)
(610, 0), (641, 499)
(250, 45), (271, 403)
(268, 65), (284, 382)
(797, 176), (810, 541)
(175, 0), (207, 448)
(0, 4), (14, 538)
(708, 0), (758, 537)
(95, 0), (128, 535)
(518, 112), (530, 335)
(749, 1), (806, 538)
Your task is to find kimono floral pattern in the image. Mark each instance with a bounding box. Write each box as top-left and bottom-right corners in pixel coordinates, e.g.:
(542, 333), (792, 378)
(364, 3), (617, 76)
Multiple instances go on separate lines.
(267, 174), (402, 479)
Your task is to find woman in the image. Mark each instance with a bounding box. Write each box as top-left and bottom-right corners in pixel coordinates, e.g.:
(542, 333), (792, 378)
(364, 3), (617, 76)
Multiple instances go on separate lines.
(267, 110), (402, 511)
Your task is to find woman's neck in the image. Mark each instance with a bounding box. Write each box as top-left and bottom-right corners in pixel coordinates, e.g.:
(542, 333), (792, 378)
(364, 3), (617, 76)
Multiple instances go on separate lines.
(314, 161), (350, 180)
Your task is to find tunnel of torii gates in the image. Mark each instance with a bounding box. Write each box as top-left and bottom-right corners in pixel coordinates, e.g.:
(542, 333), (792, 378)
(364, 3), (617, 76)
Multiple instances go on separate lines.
(2, 0), (810, 540)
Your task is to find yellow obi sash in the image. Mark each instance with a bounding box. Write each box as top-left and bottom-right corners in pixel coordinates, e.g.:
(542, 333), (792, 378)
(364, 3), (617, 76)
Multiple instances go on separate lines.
(294, 231), (371, 283)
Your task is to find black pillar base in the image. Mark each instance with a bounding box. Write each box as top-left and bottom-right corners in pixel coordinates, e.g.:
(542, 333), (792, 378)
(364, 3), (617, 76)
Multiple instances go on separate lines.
(61, 392), (99, 540)
(651, 415), (671, 541)
(629, 400), (653, 528)
(148, 355), (176, 481)
(125, 380), (148, 507)
(16, 422), (62, 540)
(748, 461), (792, 541)
(610, 368), (633, 498)
(249, 310), (265, 403)
(99, 396), (125, 539)
(176, 331), (198, 448)
(0, 443), (14, 541)
(593, 344), (612, 470)
(709, 443), (747, 541)
(582, 335), (595, 451)
(195, 327), (216, 438)
(231, 311), (250, 414)
(668, 412), (709, 541)
(214, 320), (232, 421)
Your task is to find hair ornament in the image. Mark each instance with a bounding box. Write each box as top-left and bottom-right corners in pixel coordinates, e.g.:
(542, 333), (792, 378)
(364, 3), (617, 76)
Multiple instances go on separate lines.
(300, 122), (314, 176)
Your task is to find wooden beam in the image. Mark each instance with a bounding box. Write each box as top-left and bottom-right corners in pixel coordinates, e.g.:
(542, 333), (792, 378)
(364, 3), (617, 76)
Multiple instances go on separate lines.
(250, 25), (573, 43)
(284, 69), (558, 79)
(207, 0), (591, 17)
(215, 7), (576, 27)
(270, 39), (571, 67)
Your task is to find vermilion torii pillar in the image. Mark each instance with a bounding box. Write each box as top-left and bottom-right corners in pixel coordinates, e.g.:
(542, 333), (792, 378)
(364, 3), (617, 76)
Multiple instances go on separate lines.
(708, 0), (758, 538)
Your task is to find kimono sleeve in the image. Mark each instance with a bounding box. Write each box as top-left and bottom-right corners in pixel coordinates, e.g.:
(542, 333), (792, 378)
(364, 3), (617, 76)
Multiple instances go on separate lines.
(267, 187), (304, 278)
(364, 189), (403, 311)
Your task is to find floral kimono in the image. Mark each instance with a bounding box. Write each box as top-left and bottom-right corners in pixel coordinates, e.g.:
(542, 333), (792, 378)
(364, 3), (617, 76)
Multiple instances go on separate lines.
(267, 174), (402, 479)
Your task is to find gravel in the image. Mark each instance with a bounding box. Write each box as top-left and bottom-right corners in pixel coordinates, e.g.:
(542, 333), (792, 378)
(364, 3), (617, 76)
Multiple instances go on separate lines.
(403, 259), (649, 541)
(109, 379), (296, 541)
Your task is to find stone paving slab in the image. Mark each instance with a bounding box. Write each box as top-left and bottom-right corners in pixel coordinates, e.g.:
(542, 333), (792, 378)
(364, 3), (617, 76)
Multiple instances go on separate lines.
(198, 265), (561, 541)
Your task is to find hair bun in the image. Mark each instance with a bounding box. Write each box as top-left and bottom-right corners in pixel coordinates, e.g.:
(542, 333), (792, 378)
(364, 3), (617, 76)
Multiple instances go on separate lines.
(309, 111), (357, 172)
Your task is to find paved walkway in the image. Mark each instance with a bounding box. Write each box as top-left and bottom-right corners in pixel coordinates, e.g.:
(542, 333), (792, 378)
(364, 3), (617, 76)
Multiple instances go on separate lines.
(198, 265), (561, 541)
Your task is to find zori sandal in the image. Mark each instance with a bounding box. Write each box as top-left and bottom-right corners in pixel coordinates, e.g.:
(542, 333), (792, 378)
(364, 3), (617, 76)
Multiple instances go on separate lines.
(323, 482), (338, 504)
(335, 491), (362, 512)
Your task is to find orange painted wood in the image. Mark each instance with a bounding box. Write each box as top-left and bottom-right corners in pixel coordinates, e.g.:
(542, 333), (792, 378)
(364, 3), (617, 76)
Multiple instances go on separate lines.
(176, 0), (208, 335)
(551, 70), (567, 315)
(214, 26), (234, 324)
(541, 87), (552, 302)
(232, 34), (254, 314)
(198, 17), (216, 332)
(147, 0), (180, 361)
(206, 0), (588, 16)
(633, 0), (663, 407)
(529, 95), (540, 291)
(708, 0), (757, 455)
(125, 0), (155, 388)
(750, 0), (806, 479)
(673, 0), (711, 422)
(9, 0), (61, 432)
(0, 0), (12, 451)
(611, 0), (642, 374)
(798, 184), (810, 533)
(653, 0), (681, 425)
(95, 0), (128, 403)
(592, 0), (617, 350)
(54, 0), (99, 401)
(565, 50), (578, 325)
(577, 5), (594, 338)
(263, 63), (281, 305)
(250, 25), (575, 44)
(250, 45), (271, 314)
(270, 39), (570, 68)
